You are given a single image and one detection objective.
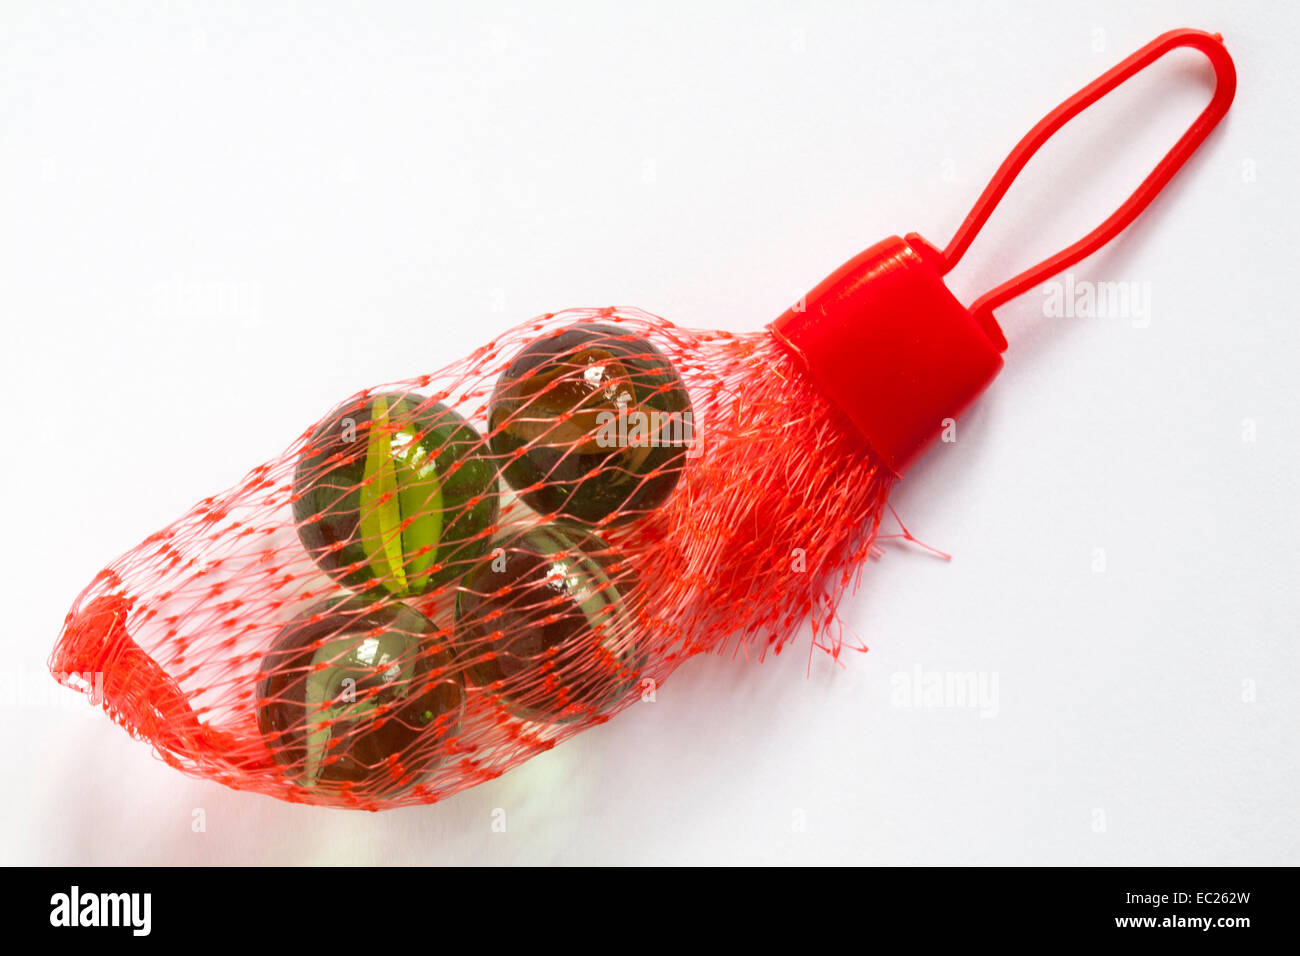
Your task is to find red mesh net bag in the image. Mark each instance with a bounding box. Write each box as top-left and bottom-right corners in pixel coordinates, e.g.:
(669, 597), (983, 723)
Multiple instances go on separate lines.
(52, 310), (891, 809)
(50, 29), (1234, 810)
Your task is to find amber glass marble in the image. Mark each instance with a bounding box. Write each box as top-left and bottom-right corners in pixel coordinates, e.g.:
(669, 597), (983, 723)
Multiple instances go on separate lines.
(454, 523), (642, 722)
(257, 598), (464, 796)
(488, 323), (692, 524)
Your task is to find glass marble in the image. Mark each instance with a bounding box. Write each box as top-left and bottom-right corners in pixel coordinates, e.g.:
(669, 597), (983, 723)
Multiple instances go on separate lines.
(257, 598), (464, 796)
(293, 392), (499, 596)
(488, 323), (692, 524)
(454, 523), (642, 722)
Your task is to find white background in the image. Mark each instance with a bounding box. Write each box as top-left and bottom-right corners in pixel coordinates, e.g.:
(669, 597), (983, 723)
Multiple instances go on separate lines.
(2, 0), (1296, 865)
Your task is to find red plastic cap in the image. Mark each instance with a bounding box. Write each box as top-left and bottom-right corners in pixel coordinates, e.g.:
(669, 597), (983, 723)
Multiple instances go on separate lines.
(769, 235), (1004, 477)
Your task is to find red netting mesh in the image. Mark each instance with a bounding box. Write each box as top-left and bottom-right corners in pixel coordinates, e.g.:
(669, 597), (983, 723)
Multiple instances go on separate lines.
(50, 308), (894, 809)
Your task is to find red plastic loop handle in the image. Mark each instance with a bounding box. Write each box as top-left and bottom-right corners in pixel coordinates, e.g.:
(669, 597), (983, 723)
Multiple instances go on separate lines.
(770, 28), (1236, 476)
(934, 28), (1237, 337)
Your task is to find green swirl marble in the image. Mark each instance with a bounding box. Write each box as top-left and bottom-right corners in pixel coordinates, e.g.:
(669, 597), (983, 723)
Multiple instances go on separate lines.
(293, 392), (498, 595)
